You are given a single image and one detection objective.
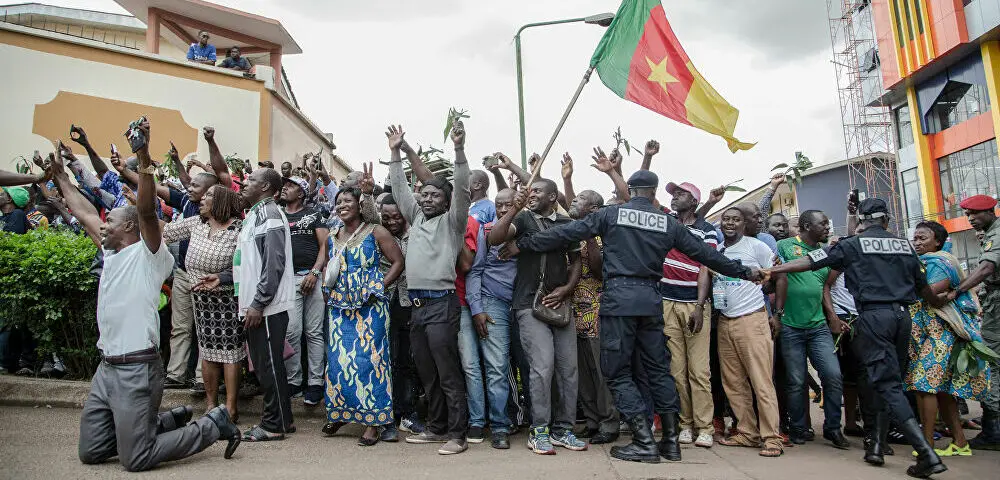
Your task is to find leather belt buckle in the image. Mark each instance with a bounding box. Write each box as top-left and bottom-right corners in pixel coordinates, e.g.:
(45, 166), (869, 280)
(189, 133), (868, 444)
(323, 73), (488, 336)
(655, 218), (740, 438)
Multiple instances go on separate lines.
(412, 298), (423, 308)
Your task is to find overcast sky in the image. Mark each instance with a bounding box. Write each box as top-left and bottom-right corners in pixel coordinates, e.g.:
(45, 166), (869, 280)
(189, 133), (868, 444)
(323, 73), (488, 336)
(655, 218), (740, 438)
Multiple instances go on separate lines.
(43, 0), (845, 201)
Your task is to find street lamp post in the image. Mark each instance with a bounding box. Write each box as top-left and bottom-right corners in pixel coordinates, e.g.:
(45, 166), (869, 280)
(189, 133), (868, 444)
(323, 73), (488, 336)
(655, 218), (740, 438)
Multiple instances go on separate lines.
(515, 13), (614, 169)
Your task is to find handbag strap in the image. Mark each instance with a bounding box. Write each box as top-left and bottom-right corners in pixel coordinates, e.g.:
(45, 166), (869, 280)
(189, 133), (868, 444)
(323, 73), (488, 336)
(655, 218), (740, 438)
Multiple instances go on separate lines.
(529, 213), (551, 286)
(333, 224), (366, 258)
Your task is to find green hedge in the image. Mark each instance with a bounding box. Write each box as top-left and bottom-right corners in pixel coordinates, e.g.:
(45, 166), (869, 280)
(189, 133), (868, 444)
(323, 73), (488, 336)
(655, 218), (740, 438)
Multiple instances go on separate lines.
(0, 229), (99, 378)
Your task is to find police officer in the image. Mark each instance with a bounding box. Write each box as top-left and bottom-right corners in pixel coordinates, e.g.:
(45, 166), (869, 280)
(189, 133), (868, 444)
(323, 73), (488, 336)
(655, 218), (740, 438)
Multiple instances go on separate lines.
(951, 194), (1000, 450)
(514, 161), (761, 464)
(766, 198), (947, 478)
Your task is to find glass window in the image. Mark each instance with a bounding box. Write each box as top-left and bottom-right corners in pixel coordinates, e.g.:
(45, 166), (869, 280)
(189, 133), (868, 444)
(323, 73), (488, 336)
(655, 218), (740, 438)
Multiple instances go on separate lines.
(901, 168), (923, 226)
(895, 105), (914, 148)
(938, 139), (1000, 218)
(892, 0), (905, 47)
(928, 81), (991, 132)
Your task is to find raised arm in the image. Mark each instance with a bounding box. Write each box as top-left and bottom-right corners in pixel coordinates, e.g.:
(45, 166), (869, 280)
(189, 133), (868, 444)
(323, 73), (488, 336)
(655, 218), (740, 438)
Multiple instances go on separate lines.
(560, 153), (576, 208)
(696, 185), (726, 218)
(399, 140), (435, 184)
(168, 142), (191, 189)
(110, 150), (172, 203)
(134, 120), (162, 253)
(0, 169), (47, 187)
(757, 174), (784, 218)
(487, 162), (509, 191)
(448, 121), (472, 230)
(203, 127), (232, 189)
(69, 125), (110, 178)
(358, 162), (381, 225)
(640, 140), (659, 171)
(488, 190), (524, 246)
(591, 147), (629, 202)
(386, 125), (420, 223)
(48, 154), (102, 246)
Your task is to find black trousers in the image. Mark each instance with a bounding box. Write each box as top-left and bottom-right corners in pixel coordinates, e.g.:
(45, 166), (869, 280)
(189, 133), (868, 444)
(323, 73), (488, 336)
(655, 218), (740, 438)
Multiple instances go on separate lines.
(390, 301), (419, 420)
(600, 315), (679, 421)
(409, 294), (468, 439)
(852, 305), (914, 424)
(247, 311), (294, 433)
(508, 312), (532, 427)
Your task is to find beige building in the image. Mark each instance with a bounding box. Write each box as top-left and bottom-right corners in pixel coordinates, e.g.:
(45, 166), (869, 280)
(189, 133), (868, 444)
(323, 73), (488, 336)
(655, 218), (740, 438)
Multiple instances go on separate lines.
(0, 1), (349, 178)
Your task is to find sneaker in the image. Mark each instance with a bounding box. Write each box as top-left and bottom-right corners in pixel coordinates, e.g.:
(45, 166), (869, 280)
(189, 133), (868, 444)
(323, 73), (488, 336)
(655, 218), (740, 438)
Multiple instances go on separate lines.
(438, 438), (468, 455)
(303, 385), (323, 406)
(491, 432), (510, 449)
(289, 385), (304, 399)
(528, 427), (556, 455)
(550, 430), (588, 451)
(695, 432), (714, 448)
(678, 428), (694, 444)
(405, 431), (449, 444)
(467, 426), (485, 444)
(380, 424), (399, 442)
(400, 414), (426, 434)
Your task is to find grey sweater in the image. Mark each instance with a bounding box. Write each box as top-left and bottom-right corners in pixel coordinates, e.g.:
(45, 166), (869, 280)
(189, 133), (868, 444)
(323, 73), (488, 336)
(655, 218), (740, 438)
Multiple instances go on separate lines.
(389, 158), (471, 291)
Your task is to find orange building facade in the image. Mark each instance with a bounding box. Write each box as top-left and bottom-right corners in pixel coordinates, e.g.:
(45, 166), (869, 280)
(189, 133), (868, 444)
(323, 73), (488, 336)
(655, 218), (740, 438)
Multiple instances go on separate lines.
(871, 0), (1000, 267)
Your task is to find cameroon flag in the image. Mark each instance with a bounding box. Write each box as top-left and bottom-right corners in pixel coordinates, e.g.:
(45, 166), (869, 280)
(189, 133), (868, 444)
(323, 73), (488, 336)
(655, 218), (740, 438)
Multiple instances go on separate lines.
(591, 0), (755, 152)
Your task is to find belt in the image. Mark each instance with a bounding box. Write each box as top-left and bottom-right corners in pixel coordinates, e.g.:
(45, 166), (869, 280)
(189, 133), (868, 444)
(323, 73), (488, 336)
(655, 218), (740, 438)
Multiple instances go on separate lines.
(411, 292), (454, 308)
(859, 302), (905, 312)
(101, 347), (159, 365)
(605, 276), (660, 287)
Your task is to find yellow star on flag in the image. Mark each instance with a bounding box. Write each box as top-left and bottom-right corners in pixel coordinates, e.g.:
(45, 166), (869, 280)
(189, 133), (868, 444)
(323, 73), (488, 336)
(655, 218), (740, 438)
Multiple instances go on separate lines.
(645, 56), (679, 94)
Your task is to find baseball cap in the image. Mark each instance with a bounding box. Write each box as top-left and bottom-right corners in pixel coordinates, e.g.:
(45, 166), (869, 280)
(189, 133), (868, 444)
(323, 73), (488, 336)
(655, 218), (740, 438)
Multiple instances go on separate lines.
(1, 186), (29, 208)
(958, 194), (997, 212)
(283, 176), (309, 192)
(665, 182), (702, 203)
(626, 170), (659, 189)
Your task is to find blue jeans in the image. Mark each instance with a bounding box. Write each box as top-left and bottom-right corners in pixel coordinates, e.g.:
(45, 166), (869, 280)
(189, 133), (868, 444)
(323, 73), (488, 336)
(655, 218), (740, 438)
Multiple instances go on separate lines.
(780, 324), (843, 435)
(457, 297), (512, 432)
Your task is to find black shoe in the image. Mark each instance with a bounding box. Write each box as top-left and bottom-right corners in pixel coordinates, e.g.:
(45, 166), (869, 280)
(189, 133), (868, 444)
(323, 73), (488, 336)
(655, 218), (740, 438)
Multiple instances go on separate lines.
(156, 405), (194, 434)
(467, 426), (485, 444)
(864, 413), (889, 466)
(898, 418), (946, 478)
(789, 434), (807, 445)
(289, 385), (303, 399)
(322, 422), (346, 436)
(591, 431), (620, 445)
(969, 410), (1000, 451)
(610, 416), (660, 463)
(491, 432), (510, 450)
(824, 430), (850, 450)
(163, 377), (186, 389)
(805, 427), (816, 441)
(358, 428), (381, 447)
(206, 406), (241, 459)
(380, 425), (399, 442)
(303, 385), (323, 406)
(844, 422), (865, 437)
(578, 427), (599, 439)
(190, 382), (206, 397)
(657, 413), (681, 462)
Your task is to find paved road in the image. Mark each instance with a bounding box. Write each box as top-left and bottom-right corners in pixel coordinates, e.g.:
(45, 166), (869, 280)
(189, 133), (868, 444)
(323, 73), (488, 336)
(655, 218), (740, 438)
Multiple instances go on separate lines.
(2, 406), (997, 480)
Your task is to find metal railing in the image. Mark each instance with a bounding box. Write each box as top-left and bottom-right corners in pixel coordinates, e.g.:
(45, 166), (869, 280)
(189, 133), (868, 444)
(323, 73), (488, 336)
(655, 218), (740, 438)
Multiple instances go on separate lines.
(1, 11), (139, 50)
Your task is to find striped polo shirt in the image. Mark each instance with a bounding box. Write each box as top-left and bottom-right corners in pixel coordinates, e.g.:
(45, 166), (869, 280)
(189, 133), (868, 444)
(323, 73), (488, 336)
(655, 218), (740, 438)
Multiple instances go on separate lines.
(661, 215), (718, 302)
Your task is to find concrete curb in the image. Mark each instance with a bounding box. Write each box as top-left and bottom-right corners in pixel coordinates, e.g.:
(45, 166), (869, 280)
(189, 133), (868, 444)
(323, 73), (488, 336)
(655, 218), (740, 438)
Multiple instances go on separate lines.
(0, 374), (328, 419)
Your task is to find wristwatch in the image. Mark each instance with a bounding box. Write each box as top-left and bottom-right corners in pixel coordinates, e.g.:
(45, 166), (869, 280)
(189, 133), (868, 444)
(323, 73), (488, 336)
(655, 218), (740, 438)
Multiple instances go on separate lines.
(772, 308), (784, 318)
(310, 269), (321, 277)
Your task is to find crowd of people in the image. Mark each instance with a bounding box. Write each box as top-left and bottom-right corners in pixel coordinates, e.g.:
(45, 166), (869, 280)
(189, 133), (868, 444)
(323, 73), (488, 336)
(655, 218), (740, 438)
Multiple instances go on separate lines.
(0, 116), (998, 477)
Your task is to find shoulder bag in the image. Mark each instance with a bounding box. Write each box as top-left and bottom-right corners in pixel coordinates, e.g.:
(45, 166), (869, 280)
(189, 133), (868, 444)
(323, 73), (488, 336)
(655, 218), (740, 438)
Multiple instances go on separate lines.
(529, 215), (572, 327)
(324, 225), (365, 289)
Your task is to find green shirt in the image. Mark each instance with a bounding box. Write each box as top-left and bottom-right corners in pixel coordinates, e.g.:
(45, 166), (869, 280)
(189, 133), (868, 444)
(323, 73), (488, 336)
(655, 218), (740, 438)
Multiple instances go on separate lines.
(777, 237), (829, 329)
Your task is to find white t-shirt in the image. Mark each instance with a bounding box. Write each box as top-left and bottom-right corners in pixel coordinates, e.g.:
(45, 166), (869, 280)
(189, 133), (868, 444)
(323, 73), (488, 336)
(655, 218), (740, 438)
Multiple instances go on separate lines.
(831, 273), (858, 316)
(713, 236), (773, 318)
(96, 239), (174, 356)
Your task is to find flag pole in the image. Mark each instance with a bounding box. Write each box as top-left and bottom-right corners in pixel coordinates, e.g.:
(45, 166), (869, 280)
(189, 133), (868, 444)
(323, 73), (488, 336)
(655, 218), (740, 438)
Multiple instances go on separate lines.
(525, 65), (595, 186)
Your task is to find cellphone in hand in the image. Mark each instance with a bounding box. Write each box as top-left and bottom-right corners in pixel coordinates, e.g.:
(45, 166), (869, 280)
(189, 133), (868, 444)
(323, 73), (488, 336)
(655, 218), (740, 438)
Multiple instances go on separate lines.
(110, 143), (119, 156)
(482, 154), (499, 169)
(124, 116), (148, 153)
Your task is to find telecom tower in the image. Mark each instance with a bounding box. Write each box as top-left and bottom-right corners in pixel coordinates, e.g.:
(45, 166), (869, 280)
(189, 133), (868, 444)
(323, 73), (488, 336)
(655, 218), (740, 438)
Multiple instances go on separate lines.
(827, 0), (902, 232)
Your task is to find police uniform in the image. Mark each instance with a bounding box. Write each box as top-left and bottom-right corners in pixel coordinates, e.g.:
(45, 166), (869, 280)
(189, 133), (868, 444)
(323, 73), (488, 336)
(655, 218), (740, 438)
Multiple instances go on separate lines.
(960, 194), (1000, 449)
(516, 170), (752, 463)
(795, 198), (945, 476)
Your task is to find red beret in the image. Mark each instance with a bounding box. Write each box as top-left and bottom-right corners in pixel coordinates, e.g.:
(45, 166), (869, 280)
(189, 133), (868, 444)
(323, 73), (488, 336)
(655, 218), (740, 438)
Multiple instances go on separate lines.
(959, 194), (997, 211)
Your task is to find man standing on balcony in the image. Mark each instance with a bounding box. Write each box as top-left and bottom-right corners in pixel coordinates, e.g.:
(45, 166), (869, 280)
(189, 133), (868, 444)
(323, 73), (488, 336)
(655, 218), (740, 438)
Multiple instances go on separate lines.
(187, 31), (217, 66)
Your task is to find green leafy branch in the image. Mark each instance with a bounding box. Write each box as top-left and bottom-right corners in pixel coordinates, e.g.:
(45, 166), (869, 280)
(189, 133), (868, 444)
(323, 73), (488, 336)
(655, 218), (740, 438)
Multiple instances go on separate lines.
(224, 153), (247, 174)
(612, 126), (639, 156)
(443, 107), (470, 141)
(950, 340), (1000, 378)
(771, 151), (813, 191)
(13, 155), (32, 174)
(723, 178), (747, 193)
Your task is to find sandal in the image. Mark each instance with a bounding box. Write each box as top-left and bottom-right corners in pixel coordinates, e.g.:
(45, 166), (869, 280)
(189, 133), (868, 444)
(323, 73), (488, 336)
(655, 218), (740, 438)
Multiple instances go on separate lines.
(759, 445), (784, 457)
(242, 425), (285, 442)
(719, 433), (760, 448)
(323, 422), (346, 436)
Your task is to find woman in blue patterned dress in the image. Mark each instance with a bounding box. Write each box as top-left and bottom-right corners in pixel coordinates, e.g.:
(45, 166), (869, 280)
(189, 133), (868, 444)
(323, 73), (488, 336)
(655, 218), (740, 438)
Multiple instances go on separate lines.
(905, 221), (990, 457)
(321, 186), (403, 446)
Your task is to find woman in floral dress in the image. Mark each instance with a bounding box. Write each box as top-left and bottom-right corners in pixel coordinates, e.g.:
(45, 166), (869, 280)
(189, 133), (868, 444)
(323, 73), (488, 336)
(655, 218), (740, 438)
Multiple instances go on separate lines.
(905, 221), (990, 457)
(163, 185), (244, 421)
(321, 186), (403, 446)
